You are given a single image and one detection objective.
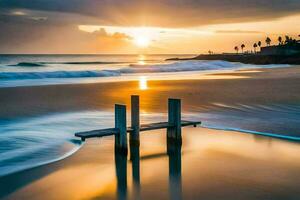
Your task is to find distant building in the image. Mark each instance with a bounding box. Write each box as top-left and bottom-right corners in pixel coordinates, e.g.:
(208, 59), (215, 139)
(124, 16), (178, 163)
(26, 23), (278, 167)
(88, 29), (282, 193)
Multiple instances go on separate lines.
(260, 41), (300, 55)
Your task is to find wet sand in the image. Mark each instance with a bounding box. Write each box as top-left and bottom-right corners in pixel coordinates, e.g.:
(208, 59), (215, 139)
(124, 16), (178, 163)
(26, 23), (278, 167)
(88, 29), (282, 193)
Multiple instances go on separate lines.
(0, 66), (300, 119)
(1, 66), (300, 199)
(2, 127), (300, 200)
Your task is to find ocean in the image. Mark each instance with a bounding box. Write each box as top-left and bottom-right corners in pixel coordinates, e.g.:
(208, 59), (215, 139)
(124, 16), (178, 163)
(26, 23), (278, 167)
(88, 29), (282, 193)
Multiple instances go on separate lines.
(0, 54), (288, 87)
(0, 54), (299, 177)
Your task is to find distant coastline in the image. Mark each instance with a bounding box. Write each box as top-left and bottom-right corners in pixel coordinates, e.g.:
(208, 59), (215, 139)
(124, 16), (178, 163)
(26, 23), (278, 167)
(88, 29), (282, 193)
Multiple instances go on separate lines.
(167, 53), (300, 65)
(168, 35), (300, 65)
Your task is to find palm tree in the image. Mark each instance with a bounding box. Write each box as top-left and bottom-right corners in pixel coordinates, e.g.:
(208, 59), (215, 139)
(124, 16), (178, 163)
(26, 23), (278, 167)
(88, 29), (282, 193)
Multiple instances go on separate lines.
(266, 37), (271, 46)
(278, 36), (282, 45)
(234, 46), (239, 54)
(253, 43), (258, 53)
(285, 35), (291, 44)
(241, 44), (245, 53)
(257, 41), (262, 51)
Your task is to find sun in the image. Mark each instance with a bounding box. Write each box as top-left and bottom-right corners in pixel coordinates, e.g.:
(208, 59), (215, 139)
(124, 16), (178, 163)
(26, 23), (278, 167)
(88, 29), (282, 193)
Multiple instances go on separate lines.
(134, 35), (150, 48)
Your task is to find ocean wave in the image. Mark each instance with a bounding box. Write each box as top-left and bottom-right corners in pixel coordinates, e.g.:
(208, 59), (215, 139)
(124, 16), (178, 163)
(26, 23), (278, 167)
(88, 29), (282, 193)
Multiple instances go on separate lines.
(126, 60), (241, 72)
(59, 61), (123, 65)
(1, 60), (288, 80)
(0, 70), (120, 80)
(9, 61), (124, 67)
(10, 62), (45, 67)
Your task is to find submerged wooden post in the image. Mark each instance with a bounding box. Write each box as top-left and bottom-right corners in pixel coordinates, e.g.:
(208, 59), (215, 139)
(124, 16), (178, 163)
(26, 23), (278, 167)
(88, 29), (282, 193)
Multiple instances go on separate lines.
(130, 95), (140, 146)
(168, 98), (181, 140)
(115, 104), (127, 153)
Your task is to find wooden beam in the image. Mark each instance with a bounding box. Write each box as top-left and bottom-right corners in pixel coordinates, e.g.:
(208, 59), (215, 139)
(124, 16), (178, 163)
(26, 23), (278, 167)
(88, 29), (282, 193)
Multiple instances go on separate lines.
(115, 104), (127, 153)
(75, 128), (118, 141)
(74, 121), (201, 140)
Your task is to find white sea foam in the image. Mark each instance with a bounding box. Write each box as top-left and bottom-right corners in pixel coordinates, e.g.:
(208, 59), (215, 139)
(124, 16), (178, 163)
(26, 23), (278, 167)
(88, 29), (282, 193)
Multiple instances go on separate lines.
(0, 60), (289, 81)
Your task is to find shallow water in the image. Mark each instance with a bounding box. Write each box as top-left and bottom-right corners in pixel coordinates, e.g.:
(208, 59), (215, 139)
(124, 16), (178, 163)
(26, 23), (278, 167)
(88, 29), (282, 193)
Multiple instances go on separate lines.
(0, 103), (299, 177)
(4, 127), (300, 200)
(198, 103), (300, 138)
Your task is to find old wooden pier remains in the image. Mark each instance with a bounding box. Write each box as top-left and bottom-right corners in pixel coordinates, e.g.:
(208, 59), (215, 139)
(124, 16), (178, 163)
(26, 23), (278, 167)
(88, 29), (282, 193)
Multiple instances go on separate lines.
(75, 95), (200, 199)
(75, 95), (201, 153)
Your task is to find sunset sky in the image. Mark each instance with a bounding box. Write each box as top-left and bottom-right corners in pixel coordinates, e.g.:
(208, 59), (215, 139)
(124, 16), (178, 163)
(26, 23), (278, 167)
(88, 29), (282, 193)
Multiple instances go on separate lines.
(0, 0), (300, 54)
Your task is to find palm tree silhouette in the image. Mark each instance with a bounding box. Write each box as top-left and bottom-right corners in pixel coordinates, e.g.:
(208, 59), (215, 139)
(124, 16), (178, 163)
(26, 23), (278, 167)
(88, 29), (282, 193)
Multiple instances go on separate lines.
(241, 44), (245, 53)
(278, 36), (282, 45)
(266, 37), (271, 46)
(285, 35), (290, 44)
(253, 43), (258, 53)
(258, 41), (262, 51)
(234, 46), (239, 54)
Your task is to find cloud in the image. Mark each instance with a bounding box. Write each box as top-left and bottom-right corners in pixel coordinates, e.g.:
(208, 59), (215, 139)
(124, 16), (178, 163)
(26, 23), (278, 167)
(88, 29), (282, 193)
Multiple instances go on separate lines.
(0, 0), (300, 27)
(215, 30), (263, 34)
(10, 10), (27, 16)
(28, 16), (48, 21)
(88, 28), (132, 40)
(0, 0), (299, 53)
(0, 20), (132, 53)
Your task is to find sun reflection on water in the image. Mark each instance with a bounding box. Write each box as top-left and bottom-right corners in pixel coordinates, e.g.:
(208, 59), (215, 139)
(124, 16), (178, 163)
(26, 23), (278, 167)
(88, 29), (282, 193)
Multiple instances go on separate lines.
(139, 76), (148, 90)
(138, 54), (146, 65)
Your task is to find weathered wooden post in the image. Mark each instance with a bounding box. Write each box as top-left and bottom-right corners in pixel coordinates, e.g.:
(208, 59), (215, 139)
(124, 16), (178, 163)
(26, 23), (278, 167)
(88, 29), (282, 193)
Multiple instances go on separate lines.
(115, 104), (127, 154)
(130, 95), (140, 146)
(168, 98), (181, 140)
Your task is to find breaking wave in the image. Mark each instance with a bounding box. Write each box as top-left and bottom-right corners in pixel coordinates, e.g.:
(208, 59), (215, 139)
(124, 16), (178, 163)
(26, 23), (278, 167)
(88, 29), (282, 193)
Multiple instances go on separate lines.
(10, 62), (45, 67)
(1, 60), (287, 80)
(9, 61), (123, 67)
(0, 70), (121, 80)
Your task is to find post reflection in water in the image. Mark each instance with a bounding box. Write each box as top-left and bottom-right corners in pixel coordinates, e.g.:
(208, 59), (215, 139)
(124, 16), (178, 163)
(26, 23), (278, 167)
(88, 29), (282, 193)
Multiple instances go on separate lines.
(115, 143), (141, 200)
(115, 151), (127, 200)
(167, 138), (183, 200)
(130, 144), (141, 200)
(114, 137), (183, 200)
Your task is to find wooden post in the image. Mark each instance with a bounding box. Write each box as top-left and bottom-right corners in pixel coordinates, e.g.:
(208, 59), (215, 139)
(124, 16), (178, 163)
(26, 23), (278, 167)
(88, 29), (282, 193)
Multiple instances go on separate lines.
(168, 98), (181, 140)
(130, 95), (140, 146)
(115, 104), (127, 153)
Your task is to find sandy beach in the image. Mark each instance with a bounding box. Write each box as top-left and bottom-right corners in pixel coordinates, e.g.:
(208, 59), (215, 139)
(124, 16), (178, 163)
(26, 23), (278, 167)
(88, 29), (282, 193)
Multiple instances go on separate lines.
(2, 0), (300, 198)
(1, 66), (300, 119)
(1, 66), (300, 200)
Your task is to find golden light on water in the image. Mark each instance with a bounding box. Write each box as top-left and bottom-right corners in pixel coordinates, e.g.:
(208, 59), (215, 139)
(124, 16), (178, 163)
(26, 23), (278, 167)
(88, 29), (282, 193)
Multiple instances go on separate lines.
(138, 54), (146, 65)
(139, 76), (148, 90)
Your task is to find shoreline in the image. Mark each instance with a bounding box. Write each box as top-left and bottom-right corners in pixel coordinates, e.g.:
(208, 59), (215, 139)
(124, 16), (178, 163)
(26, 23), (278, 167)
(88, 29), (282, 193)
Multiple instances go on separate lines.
(1, 65), (299, 119)
(1, 65), (300, 199)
